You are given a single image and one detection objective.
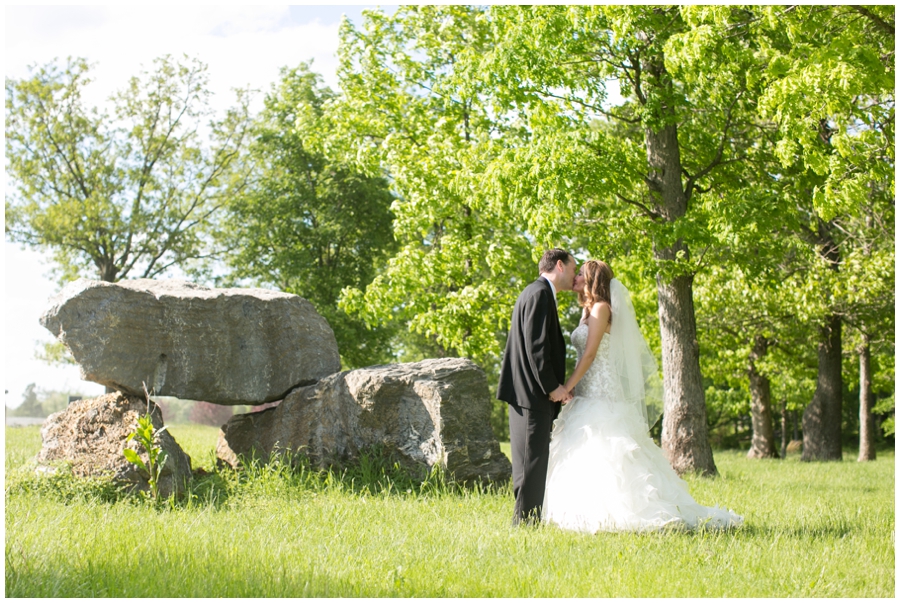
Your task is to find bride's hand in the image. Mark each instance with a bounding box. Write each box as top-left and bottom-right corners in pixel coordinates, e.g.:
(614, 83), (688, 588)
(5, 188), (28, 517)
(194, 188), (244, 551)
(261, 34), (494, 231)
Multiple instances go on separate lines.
(549, 384), (569, 403)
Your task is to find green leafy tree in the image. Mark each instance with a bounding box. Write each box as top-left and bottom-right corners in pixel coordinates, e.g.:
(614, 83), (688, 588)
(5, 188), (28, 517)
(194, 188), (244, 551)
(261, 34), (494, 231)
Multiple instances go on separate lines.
(5, 386), (86, 418)
(330, 6), (537, 371)
(666, 6), (893, 462)
(6, 55), (251, 284)
(323, 7), (566, 440)
(469, 5), (769, 475)
(327, 6), (775, 473)
(220, 64), (399, 369)
(747, 5), (894, 461)
(696, 267), (781, 458)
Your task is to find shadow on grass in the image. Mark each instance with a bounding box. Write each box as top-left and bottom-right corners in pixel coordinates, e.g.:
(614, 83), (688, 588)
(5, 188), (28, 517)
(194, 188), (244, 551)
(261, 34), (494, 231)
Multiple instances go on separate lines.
(6, 445), (508, 512)
(737, 522), (859, 540)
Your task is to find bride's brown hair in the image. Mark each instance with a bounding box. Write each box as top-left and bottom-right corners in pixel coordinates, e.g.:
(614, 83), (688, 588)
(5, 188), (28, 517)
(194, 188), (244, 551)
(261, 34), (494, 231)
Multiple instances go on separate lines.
(579, 260), (614, 322)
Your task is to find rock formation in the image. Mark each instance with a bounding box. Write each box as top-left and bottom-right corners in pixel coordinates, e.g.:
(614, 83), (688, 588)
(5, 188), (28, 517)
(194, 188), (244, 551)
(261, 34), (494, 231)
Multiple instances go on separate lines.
(217, 358), (511, 484)
(37, 392), (192, 498)
(40, 278), (340, 405)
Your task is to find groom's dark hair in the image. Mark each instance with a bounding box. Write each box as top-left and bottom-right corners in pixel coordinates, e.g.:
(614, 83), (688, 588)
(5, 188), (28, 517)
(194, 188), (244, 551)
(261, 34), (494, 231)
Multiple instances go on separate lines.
(539, 248), (572, 274)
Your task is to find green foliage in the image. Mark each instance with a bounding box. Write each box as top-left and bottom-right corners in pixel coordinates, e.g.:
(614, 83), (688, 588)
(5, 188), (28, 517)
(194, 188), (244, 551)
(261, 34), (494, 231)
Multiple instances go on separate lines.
(220, 63), (398, 368)
(327, 6), (540, 369)
(35, 341), (76, 367)
(326, 5), (775, 356)
(5, 55), (251, 283)
(873, 396), (895, 437)
(124, 410), (169, 501)
(705, 386), (751, 430)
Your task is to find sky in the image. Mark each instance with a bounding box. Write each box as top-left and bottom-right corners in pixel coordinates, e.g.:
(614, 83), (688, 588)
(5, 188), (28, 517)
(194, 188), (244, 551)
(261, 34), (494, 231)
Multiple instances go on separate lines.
(3, 4), (398, 408)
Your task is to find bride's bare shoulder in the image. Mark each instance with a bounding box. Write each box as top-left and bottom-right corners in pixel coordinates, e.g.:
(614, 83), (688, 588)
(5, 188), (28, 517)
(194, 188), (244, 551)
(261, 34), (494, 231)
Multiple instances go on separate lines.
(590, 301), (611, 316)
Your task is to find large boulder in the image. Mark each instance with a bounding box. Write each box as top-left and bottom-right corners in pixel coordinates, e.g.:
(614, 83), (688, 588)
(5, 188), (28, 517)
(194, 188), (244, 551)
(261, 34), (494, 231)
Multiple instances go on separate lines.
(37, 392), (192, 498)
(216, 358), (511, 484)
(40, 278), (341, 405)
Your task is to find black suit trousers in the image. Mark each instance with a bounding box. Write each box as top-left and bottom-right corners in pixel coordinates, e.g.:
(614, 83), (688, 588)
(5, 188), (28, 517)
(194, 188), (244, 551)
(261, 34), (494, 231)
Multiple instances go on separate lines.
(508, 402), (559, 524)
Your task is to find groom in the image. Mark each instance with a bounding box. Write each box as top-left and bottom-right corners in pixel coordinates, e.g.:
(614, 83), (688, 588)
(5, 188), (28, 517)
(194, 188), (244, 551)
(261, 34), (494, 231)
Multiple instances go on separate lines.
(498, 248), (576, 525)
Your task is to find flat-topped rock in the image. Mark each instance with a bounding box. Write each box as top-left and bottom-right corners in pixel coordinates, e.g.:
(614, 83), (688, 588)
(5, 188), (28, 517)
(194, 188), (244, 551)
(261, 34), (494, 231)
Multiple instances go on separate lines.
(40, 278), (340, 405)
(216, 357), (511, 484)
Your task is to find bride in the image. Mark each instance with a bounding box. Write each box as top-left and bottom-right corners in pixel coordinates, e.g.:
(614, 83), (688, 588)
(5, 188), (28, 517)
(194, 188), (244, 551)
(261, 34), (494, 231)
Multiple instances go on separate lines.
(542, 260), (743, 533)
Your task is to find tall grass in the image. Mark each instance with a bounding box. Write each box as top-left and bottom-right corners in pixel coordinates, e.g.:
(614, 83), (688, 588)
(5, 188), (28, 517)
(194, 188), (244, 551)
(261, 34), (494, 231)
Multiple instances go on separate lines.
(5, 425), (894, 597)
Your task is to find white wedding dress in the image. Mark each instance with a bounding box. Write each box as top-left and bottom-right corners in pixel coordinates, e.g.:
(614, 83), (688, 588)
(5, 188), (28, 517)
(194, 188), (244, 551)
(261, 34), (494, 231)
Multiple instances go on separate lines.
(543, 323), (743, 533)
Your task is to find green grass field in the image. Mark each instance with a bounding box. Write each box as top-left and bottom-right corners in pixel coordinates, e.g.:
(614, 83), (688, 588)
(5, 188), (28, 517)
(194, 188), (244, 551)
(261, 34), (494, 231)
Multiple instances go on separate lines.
(5, 425), (895, 597)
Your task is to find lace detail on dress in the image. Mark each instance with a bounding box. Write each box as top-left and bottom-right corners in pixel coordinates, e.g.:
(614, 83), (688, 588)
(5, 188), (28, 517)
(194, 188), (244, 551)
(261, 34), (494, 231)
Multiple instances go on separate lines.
(570, 324), (626, 403)
(543, 316), (743, 534)
(543, 324), (743, 533)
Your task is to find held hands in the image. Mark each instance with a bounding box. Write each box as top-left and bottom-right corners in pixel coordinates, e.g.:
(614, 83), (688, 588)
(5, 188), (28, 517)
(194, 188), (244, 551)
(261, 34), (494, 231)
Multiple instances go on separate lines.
(549, 384), (573, 404)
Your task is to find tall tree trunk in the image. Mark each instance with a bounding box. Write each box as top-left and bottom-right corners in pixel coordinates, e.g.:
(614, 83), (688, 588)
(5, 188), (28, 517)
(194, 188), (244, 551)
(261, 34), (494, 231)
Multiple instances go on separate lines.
(802, 314), (844, 461)
(780, 397), (788, 459)
(747, 335), (779, 458)
(656, 267), (717, 475)
(643, 108), (717, 476)
(634, 28), (716, 476)
(858, 335), (876, 461)
(792, 410), (799, 441)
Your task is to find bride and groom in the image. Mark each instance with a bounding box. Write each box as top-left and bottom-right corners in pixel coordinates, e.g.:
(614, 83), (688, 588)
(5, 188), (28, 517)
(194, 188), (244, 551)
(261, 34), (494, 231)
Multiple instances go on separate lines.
(498, 249), (742, 532)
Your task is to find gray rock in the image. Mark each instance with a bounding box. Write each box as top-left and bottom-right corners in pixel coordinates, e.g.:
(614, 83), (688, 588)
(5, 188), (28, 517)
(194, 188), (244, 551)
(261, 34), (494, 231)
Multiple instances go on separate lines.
(216, 358), (511, 484)
(40, 278), (340, 405)
(37, 392), (192, 498)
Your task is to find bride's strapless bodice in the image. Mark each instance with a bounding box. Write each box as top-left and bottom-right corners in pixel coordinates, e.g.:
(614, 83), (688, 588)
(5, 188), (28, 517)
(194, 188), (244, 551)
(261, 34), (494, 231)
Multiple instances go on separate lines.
(570, 323), (624, 401)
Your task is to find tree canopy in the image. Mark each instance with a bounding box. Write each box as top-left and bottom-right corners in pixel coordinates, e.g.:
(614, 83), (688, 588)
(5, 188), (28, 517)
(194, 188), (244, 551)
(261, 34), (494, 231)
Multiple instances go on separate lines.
(5, 54), (251, 283)
(219, 64), (399, 369)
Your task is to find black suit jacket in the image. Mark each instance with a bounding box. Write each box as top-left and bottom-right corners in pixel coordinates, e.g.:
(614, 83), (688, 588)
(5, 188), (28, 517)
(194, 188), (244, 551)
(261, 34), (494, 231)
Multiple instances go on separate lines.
(497, 278), (566, 413)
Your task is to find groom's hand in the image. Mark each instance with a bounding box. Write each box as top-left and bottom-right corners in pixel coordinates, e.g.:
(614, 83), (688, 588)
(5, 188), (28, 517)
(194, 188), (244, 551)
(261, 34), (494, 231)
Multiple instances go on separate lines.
(549, 385), (570, 403)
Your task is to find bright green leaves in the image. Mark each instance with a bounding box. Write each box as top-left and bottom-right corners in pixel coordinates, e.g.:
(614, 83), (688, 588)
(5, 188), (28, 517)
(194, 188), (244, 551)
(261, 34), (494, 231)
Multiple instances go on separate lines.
(751, 6), (894, 225)
(124, 411), (169, 501)
(5, 55), (251, 284)
(220, 63), (398, 369)
(122, 447), (148, 475)
(323, 6), (541, 366)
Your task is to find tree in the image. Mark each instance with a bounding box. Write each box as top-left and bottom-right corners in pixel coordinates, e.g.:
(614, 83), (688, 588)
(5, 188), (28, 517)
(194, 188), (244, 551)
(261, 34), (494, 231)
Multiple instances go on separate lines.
(696, 266), (782, 459)
(330, 6), (536, 370)
(220, 63), (399, 369)
(328, 6), (782, 474)
(5, 55), (251, 284)
(6, 386), (88, 418)
(316, 7), (568, 440)
(746, 5), (895, 461)
(7, 384), (42, 417)
(469, 5), (776, 475)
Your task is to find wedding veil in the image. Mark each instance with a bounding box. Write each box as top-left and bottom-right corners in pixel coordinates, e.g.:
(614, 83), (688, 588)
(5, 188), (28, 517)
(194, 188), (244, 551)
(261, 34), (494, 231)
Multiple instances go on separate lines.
(607, 278), (664, 429)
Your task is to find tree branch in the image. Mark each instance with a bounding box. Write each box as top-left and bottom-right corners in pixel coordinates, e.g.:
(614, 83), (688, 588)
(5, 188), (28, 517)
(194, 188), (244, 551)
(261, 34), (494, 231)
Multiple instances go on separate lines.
(684, 91), (745, 203)
(615, 192), (662, 221)
(850, 5), (894, 37)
